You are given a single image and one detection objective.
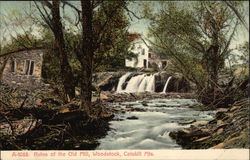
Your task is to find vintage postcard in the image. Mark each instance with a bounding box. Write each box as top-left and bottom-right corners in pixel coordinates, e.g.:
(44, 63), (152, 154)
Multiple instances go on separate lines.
(0, 1), (249, 160)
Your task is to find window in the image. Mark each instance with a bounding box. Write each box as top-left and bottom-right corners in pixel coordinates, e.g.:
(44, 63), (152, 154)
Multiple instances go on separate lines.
(11, 59), (16, 73)
(142, 49), (145, 55)
(143, 59), (147, 68)
(24, 60), (35, 75)
(162, 61), (167, 68)
(148, 53), (151, 58)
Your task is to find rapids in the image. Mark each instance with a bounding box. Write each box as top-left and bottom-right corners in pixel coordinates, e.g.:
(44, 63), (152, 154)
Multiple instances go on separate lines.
(97, 99), (214, 150)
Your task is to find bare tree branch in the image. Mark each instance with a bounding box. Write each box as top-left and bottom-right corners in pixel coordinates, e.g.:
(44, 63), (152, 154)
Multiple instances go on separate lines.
(39, 0), (53, 9)
(0, 47), (44, 58)
(34, 1), (53, 31)
(223, 0), (249, 32)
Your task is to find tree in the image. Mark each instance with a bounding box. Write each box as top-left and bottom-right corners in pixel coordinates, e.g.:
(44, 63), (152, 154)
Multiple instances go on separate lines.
(34, 0), (132, 115)
(66, 0), (131, 115)
(147, 1), (245, 105)
(36, 1), (76, 101)
(0, 8), (43, 79)
(92, 1), (131, 71)
(77, 0), (94, 114)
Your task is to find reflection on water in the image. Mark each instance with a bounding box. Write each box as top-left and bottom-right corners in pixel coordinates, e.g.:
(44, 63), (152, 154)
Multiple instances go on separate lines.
(97, 99), (214, 150)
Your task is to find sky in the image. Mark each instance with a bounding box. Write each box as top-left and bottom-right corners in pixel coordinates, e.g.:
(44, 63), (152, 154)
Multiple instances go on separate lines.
(0, 1), (249, 48)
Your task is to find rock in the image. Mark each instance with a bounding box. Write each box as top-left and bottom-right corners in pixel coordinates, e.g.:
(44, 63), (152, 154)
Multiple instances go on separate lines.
(195, 136), (210, 142)
(100, 93), (109, 100)
(59, 108), (70, 113)
(169, 128), (210, 149)
(215, 111), (227, 120)
(11, 81), (17, 84)
(216, 108), (228, 112)
(216, 128), (224, 135)
(94, 72), (124, 91)
(143, 68), (155, 72)
(43, 83), (50, 87)
(216, 120), (224, 125)
(127, 116), (139, 120)
(75, 90), (80, 96)
(201, 128), (210, 133)
(208, 119), (217, 124)
(141, 101), (148, 106)
(183, 129), (191, 134)
(169, 98), (249, 149)
(35, 98), (42, 105)
(91, 97), (98, 102)
(210, 142), (225, 149)
(131, 108), (146, 112)
(178, 119), (196, 125)
(225, 113), (234, 118)
(101, 113), (114, 119)
(192, 121), (209, 126)
(230, 106), (238, 112)
(93, 71), (192, 93)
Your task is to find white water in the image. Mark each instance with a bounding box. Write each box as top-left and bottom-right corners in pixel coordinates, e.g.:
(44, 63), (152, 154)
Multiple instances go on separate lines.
(138, 74), (155, 92)
(116, 73), (131, 92)
(97, 99), (215, 150)
(145, 74), (155, 92)
(117, 73), (156, 93)
(124, 74), (145, 93)
(162, 76), (172, 93)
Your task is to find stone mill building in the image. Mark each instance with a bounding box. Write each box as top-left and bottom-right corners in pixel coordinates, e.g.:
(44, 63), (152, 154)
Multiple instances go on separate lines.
(0, 49), (44, 86)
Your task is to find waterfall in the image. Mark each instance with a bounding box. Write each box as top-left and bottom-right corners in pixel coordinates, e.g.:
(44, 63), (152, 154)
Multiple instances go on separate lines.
(116, 73), (131, 92)
(138, 75), (151, 92)
(117, 73), (156, 93)
(162, 76), (172, 93)
(145, 74), (155, 92)
(124, 74), (145, 93)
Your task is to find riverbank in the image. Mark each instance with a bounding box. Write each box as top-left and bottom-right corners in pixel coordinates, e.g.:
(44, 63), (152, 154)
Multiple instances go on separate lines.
(169, 98), (249, 149)
(0, 83), (113, 150)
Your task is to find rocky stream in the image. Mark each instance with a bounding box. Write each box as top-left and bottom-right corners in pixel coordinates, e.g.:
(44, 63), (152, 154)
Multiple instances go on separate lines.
(0, 71), (248, 150)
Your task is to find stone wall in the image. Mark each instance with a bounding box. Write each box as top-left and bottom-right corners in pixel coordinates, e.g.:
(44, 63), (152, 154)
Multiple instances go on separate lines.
(1, 49), (44, 87)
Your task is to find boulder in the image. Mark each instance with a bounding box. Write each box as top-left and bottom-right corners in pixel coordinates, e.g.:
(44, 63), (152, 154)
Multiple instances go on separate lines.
(169, 128), (210, 149)
(155, 72), (192, 93)
(216, 128), (224, 135)
(192, 121), (209, 126)
(210, 142), (225, 149)
(127, 116), (139, 120)
(178, 119), (196, 125)
(100, 93), (109, 100)
(195, 136), (210, 142)
(141, 101), (148, 106)
(93, 72), (124, 91)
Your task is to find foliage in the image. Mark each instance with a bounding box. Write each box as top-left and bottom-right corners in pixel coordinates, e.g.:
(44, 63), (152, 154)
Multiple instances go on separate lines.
(147, 1), (245, 91)
(236, 41), (249, 65)
(38, 1), (132, 86)
(0, 33), (43, 55)
(92, 1), (131, 72)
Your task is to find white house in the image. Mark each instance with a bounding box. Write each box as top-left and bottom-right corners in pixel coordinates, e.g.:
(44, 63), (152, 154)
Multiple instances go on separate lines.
(125, 38), (149, 68)
(125, 35), (168, 69)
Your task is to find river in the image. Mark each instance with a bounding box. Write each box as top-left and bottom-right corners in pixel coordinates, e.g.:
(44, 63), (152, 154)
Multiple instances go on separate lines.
(97, 98), (214, 150)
